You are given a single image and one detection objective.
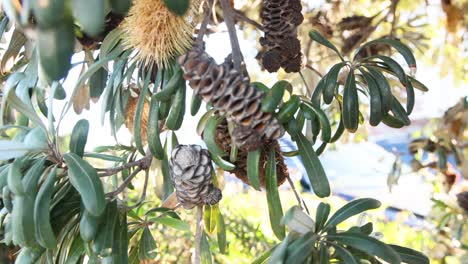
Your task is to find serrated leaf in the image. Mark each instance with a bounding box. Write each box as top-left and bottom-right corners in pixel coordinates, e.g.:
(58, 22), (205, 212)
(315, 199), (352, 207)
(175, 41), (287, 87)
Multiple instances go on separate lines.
(63, 153), (106, 217)
(327, 232), (401, 264)
(265, 150), (285, 239)
(296, 133), (330, 198)
(325, 198), (381, 229)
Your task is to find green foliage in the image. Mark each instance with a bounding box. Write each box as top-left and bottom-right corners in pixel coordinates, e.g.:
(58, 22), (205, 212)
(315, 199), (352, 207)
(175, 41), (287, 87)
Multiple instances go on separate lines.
(0, 1), (432, 263)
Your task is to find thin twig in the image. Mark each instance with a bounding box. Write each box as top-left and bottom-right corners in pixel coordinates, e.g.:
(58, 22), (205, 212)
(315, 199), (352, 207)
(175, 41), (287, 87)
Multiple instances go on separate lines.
(194, 205), (204, 264)
(305, 64), (324, 78)
(233, 9), (264, 31)
(196, 0), (214, 45)
(219, 0), (244, 73)
(105, 167), (142, 197)
(97, 154), (152, 177)
(286, 175), (308, 213)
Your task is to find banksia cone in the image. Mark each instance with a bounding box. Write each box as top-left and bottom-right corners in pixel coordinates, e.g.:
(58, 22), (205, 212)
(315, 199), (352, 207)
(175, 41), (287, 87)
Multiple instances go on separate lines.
(124, 93), (150, 143)
(212, 118), (288, 187)
(178, 48), (284, 147)
(170, 145), (222, 209)
(260, 0), (304, 73)
(122, 0), (202, 68)
(337, 15), (372, 31)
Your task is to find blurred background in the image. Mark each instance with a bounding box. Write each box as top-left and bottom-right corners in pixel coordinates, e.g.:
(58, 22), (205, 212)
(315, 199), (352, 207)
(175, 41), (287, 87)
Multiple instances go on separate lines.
(1, 0), (466, 263)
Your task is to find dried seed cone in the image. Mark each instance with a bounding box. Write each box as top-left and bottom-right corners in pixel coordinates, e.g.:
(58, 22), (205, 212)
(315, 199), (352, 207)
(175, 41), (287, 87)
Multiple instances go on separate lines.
(260, 0), (304, 73)
(124, 94), (150, 143)
(170, 144), (222, 209)
(213, 119), (288, 187)
(178, 48), (284, 143)
(122, 0), (202, 68)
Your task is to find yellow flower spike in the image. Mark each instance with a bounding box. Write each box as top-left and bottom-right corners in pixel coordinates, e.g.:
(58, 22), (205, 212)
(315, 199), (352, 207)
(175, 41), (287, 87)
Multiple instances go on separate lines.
(122, 0), (203, 68)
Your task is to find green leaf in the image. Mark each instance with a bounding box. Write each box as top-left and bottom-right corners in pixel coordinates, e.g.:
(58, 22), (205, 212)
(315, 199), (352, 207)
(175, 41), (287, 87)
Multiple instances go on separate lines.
(327, 232), (401, 264)
(382, 113), (405, 128)
(134, 71), (151, 155)
(253, 246), (276, 264)
(72, 0), (105, 37)
(92, 201), (118, 255)
(285, 232), (317, 264)
(15, 247), (45, 264)
(23, 127), (48, 150)
(80, 209), (100, 242)
(110, 0), (132, 15)
(389, 244), (429, 264)
(309, 30), (344, 61)
(325, 198), (381, 229)
(315, 202), (331, 232)
(63, 153), (106, 217)
(69, 119), (89, 157)
(100, 28), (124, 60)
(154, 66), (183, 101)
(148, 95), (164, 160)
(356, 38), (417, 72)
(37, 17), (74, 81)
(323, 63), (345, 104)
(216, 209), (227, 254)
(265, 150), (285, 239)
(165, 78), (186, 130)
(390, 96), (411, 126)
(84, 153), (125, 162)
(34, 166), (57, 249)
(8, 158), (25, 195)
(408, 76), (428, 92)
(296, 133), (330, 198)
(360, 69), (382, 126)
(247, 149), (261, 191)
(65, 234), (85, 264)
(139, 227), (157, 260)
(0, 141), (33, 160)
(204, 205), (218, 234)
(301, 101), (332, 142)
(262, 81), (288, 113)
(333, 244), (359, 264)
(151, 216), (190, 231)
(113, 211), (129, 264)
(163, 0), (190, 16)
(342, 69), (359, 132)
(204, 116), (227, 156)
(268, 237), (289, 264)
(32, 0), (64, 28)
(89, 65), (108, 98)
(201, 232), (213, 264)
(276, 95), (300, 124)
(191, 93), (203, 116)
(11, 194), (37, 247)
(22, 157), (47, 192)
(319, 242), (330, 264)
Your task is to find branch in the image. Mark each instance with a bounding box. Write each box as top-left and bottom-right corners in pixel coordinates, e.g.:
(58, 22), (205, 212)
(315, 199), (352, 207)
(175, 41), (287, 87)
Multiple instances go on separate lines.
(305, 64), (324, 78)
(125, 169), (150, 209)
(97, 154), (152, 177)
(219, 0), (244, 73)
(196, 0), (214, 45)
(194, 205), (204, 264)
(105, 167), (142, 197)
(286, 176), (309, 214)
(233, 9), (264, 31)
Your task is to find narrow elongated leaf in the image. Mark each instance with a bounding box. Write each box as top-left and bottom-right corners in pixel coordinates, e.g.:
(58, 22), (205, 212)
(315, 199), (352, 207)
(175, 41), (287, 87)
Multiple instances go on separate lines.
(201, 232), (213, 264)
(323, 63), (345, 104)
(389, 244), (429, 264)
(148, 95), (164, 160)
(301, 101), (332, 142)
(285, 232), (317, 264)
(315, 202), (331, 232)
(276, 95), (300, 124)
(390, 96), (411, 125)
(309, 30), (344, 61)
(22, 157), (46, 193)
(325, 198), (381, 229)
(0, 141), (32, 160)
(69, 119), (89, 157)
(296, 133), (330, 197)
(247, 149), (261, 190)
(11, 194), (36, 247)
(265, 150), (285, 239)
(311, 76), (326, 107)
(262, 81), (287, 112)
(15, 247), (45, 264)
(113, 211), (129, 264)
(72, 0), (105, 37)
(356, 38), (416, 72)
(134, 72), (151, 155)
(327, 232), (401, 264)
(282, 206), (315, 234)
(80, 209), (100, 242)
(382, 113), (405, 128)
(360, 69), (382, 126)
(216, 210), (227, 254)
(34, 167), (57, 248)
(333, 244), (359, 264)
(65, 234), (85, 264)
(93, 201), (118, 255)
(408, 76), (428, 92)
(342, 69), (359, 132)
(63, 153), (106, 216)
(139, 227), (157, 260)
(191, 93), (203, 116)
(90, 66), (108, 98)
(8, 158), (25, 195)
(268, 237), (289, 264)
(152, 216), (190, 231)
(204, 116), (227, 156)
(165, 79), (186, 130)
(319, 242), (330, 264)
(204, 205), (218, 234)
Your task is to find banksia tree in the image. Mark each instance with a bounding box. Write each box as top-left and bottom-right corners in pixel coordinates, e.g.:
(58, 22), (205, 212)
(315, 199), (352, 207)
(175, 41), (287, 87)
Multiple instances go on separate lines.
(0, 0), (435, 263)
